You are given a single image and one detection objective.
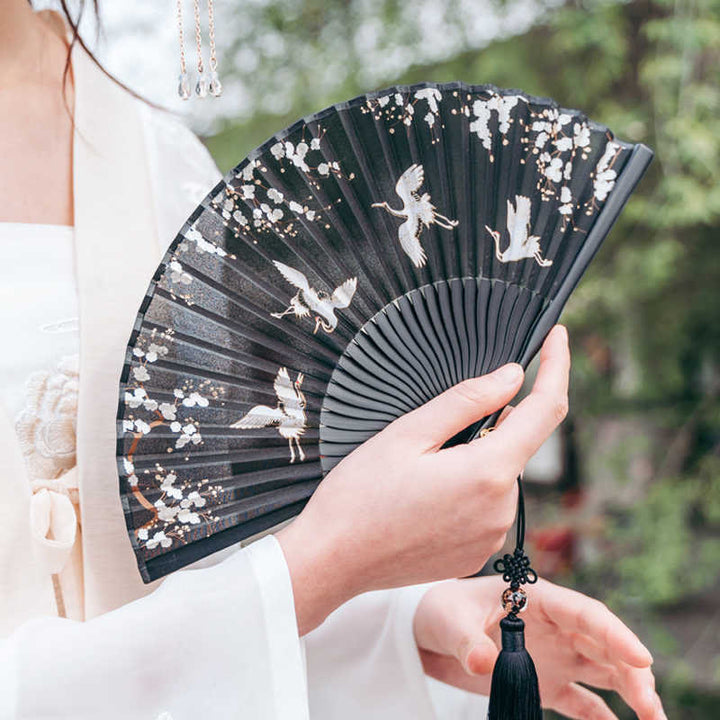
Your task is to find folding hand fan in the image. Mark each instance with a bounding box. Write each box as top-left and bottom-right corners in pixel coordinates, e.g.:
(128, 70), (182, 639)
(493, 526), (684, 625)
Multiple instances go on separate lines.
(117, 82), (652, 588)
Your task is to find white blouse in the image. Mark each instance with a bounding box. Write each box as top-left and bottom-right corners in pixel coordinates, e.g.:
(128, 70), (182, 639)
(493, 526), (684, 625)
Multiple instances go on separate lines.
(0, 223), (78, 423)
(0, 37), (484, 719)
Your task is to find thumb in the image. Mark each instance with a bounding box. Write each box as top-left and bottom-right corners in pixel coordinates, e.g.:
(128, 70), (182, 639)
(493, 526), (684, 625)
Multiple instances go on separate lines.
(463, 635), (499, 675)
(415, 584), (500, 676)
(389, 363), (524, 450)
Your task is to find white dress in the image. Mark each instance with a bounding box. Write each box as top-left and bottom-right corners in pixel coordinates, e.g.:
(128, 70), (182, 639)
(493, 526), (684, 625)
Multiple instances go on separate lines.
(0, 67), (444, 719)
(0, 33), (488, 719)
(0, 226), (476, 720)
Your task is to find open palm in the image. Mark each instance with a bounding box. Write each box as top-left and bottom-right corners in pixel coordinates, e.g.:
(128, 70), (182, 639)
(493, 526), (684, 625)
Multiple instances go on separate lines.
(414, 577), (666, 720)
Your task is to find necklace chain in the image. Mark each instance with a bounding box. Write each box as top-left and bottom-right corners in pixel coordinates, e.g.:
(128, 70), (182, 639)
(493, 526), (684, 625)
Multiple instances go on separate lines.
(176, 0), (187, 75)
(193, 0), (204, 75)
(207, 0), (218, 72)
(176, 0), (220, 98)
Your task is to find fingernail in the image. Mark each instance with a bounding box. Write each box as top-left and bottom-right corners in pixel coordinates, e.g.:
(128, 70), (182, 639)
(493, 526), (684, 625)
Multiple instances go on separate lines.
(555, 324), (568, 343)
(495, 363), (522, 384)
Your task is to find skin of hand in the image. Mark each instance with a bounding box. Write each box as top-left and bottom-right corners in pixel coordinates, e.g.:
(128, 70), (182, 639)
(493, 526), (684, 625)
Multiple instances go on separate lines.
(413, 577), (667, 720)
(277, 324), (571, 635)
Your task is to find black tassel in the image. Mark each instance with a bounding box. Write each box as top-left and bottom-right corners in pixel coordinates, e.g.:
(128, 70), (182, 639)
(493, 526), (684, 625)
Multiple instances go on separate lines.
(488, 477), (542, 720)
(487, 616), (542, 720)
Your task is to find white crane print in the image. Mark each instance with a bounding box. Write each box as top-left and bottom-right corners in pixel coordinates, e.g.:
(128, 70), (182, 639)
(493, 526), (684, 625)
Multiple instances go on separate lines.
(270, 261), (357, 334)
(485, 195), (553, 267)
(230, 367), (307, 463)
(372, 164), (458, 268)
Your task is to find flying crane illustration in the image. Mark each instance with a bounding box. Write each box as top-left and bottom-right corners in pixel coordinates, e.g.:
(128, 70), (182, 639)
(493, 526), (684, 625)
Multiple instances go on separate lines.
(485, 195), (553, 267)
(230, 367), (307, 463)
(372, 163), (458, 268)
(271, 261), (357, 334)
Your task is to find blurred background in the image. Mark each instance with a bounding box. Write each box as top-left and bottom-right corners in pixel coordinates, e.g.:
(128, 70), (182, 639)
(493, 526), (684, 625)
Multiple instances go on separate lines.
(55, 0), (720, 716)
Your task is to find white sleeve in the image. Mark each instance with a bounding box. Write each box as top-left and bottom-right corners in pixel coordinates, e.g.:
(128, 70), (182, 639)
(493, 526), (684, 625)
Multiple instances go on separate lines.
(304, 585), (436, 720)
(0, 536), (308, 720)
(139, 103), (224, 254)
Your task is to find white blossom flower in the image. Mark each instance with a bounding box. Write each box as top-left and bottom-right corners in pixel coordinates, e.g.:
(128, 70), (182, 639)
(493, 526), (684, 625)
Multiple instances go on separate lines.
(124, 388), (158, 412)
(146, 343), (168, 363)
(469, 100), (493, 149)
(555, 136), (573, 152)
(414, 87), (441, 114)
(187, 490), (207, 508)
(317, 163), (329, 176)
(394, 93), (404, 106)
(284, 141), (310, 172)
(132, 366), (150, 383)
(146, 530), (172, 549)
(377, 95), (390, 107)
(241, 161), (258, 182)
(593, 142), (620, 201)
(559, 186), (574, 215)
(181, 391), (209, 408)
(535, 131), (549, 149)
(233, 210), (248, 226)
(240, 185), (255, 199)
(573, 123), (590, 148)
(178, 507), (201, 524)
(175, 423), (202, 449)
(270, 142), (285, 160)
(160, 472), (183, 500)
(154, 499), (178, 523)
(544, 157), (564, 183)
(138, 528), (148, 541)
(490, 94), (521, 134)
(267, 188), (284, 204)
(305, 210), (316, 221)
(158, 402), (177, 421)
(185, 226), (227, 257)
(310, 138), (321, 151)
(289, 200), (304, 214)
(122, 419), (134, 433)
(424, 112), (436, 127)
(134, 419), (152, 435)
(168, 260), (192, 286)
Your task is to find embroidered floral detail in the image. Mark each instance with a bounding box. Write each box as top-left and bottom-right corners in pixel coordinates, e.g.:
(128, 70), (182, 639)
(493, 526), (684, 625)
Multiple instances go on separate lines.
(15, 355), (79, 481)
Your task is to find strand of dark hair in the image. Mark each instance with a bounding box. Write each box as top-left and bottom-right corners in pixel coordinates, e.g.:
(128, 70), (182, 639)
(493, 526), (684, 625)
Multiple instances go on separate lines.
(32, 0), (157, 109)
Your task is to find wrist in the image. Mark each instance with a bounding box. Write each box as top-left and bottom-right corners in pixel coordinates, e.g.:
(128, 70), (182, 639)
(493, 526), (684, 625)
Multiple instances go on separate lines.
(276, 515), (358, 635)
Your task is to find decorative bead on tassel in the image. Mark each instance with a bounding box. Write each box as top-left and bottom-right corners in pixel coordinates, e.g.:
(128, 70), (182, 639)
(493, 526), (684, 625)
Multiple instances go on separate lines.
(488, 477), (543, 720)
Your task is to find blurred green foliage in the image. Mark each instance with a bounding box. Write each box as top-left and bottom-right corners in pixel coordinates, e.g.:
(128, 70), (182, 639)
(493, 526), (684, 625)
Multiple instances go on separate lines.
(203, 0), (720, 714)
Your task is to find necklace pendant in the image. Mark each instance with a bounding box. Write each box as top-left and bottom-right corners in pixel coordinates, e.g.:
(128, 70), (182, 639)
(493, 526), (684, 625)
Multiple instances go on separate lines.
(195, 73), (209, 98)
(177, 73), (191, 101)
(208, 70), (223, 98)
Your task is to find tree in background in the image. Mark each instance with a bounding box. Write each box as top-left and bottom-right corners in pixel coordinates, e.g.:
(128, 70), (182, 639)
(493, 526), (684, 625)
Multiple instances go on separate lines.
(205, 1), (720, 715)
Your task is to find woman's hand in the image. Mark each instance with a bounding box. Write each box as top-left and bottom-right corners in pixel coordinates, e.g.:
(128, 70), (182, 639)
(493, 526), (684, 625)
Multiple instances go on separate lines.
(414, 577), (666, 720)
(278, 325), (571, 634)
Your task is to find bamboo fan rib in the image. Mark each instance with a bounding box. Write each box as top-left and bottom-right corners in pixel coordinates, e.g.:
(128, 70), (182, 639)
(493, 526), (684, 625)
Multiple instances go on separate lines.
(117, 82), (652, 581)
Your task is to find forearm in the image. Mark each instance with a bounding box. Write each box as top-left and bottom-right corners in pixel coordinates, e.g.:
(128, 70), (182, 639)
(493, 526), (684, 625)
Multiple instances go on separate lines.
(276, 516), (357, 635)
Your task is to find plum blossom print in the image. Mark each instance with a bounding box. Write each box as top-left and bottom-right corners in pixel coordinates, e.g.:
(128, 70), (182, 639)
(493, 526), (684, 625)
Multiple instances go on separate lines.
(231, 367), (307, 463)
(270, 261), (357, 334)
(372, 164), (458, 268)
(467, 92), (525, 157)
(485, 195), (553, 267)
(592, 141), (622, 203)
(211, 128), (354, 244)
(363, 87), (445, 142)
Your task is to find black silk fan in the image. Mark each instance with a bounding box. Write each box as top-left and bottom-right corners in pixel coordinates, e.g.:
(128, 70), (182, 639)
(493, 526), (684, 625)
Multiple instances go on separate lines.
(117, 82), (652, 585)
